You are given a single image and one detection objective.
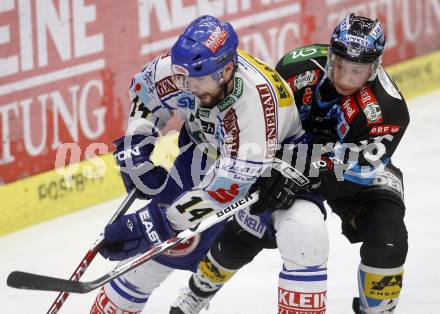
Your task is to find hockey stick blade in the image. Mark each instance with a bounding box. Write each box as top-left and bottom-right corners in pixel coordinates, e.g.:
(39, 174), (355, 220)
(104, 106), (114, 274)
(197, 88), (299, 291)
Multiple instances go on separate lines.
(7, 192), (258, 294)
(8, 271), (91, 293)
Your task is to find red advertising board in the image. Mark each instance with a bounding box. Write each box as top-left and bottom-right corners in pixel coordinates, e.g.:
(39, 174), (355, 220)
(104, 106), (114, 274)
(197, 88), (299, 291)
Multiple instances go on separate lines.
(1, 0), (439, 184)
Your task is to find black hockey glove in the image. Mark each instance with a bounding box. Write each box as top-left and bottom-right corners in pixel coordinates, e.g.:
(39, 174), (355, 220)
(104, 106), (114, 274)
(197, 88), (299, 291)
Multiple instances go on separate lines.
(249, 165), (298, 215)
(249, 144), (328, 215)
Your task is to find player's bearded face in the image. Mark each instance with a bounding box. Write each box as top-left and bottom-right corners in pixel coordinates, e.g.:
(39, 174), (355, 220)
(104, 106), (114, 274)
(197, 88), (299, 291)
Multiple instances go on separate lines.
(330, 55), (373, 96)
(185, 74), (225, 108)
(173, 65), (230, 108)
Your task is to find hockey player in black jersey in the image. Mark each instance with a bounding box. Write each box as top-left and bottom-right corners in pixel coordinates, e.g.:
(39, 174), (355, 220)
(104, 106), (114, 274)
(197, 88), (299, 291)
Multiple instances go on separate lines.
(171, 13), (409, 314)
(267, 14), (409, 313)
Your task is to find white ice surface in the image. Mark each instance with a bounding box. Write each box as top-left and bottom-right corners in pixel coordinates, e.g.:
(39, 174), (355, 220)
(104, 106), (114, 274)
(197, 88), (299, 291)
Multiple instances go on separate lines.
(1, 90), (440, 314)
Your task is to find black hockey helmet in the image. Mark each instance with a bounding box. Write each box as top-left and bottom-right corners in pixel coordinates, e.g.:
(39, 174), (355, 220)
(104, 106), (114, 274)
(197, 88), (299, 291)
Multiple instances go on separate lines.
(330, 13), (386, 64)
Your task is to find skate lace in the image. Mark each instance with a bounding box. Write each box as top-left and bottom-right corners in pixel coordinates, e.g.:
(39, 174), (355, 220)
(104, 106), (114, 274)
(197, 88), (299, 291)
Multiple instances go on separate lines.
(172, 288), (211, 314)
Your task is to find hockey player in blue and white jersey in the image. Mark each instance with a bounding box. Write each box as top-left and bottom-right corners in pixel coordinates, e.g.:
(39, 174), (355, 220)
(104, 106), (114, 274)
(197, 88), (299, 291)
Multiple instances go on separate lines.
(171, 13), (410, 314)
(90, 15), (328, 314)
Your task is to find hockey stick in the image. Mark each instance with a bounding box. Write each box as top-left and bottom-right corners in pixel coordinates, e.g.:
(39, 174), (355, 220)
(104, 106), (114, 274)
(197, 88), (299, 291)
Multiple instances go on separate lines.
(44, 189), (138, 314)
(7, 192), (259, 294)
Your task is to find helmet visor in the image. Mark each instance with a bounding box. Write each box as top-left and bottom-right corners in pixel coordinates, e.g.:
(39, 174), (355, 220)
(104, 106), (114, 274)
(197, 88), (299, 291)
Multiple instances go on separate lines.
(328, 52), (375, 90)
(172, 66), (223, 94)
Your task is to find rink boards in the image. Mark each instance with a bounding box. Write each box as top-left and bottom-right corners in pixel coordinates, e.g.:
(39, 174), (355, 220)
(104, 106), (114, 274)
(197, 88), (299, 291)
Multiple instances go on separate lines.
(0, 132), (180, 235)
(1, 50), (439, 235)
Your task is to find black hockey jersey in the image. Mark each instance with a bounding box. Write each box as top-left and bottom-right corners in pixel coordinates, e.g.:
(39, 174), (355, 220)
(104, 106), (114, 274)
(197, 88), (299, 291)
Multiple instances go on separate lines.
(276, 44), (410, 200)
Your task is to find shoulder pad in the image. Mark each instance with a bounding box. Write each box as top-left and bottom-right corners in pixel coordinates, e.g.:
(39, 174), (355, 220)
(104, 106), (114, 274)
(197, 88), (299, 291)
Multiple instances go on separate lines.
(278, 44), (328, 67)
(377, 67), (402, 100)
(130, 58), (159, 96)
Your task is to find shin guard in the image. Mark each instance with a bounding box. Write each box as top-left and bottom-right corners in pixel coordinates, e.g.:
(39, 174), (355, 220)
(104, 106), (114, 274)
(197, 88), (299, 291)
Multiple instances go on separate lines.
(357, 263), (404, 313)
(192, 251), (237, 296)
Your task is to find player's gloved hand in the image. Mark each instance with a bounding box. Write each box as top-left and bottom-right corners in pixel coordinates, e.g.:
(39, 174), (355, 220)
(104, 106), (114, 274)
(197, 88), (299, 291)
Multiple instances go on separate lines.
(249, 166), (298, 215)
(100, 202), (175, 261)
(113, 135), (168, 199)
(249, 143), (328, 215)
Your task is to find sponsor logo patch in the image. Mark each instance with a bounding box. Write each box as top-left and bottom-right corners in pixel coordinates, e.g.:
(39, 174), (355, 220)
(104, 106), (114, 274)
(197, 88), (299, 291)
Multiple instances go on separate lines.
(364, 272), (403, 300)
(278, 288), (326, 314)
(370, 169), (404, 199)
(223, 109), (240, 157)
(363, 102), (383, 125)
(92, 287), (139, 314)
(345, 34), (369, 46)
(236, 208), (266, 238)
(155, 75), (178, 98)
(289, 69), (320, 92)
(340, 95), (359, 123)
(138, 210), (161, 245)
(199, 256), (235, 284)
(217, 77), (243, 112)
(369, 125), (400, 135)
(208, 183), (240, 204)
(257, 84), (277, 158)
(220, 160), (263, 178)
(282, 45), (328, 65)
(204, 26), (228, 53)
(357, 86), (383, 125)
(303, 87), (313, 105)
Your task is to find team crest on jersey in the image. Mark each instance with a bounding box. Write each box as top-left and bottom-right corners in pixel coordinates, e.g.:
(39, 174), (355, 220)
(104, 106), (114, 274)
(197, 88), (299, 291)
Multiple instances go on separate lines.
(357, 86), (383, 125)
(289, 69), (320, 92)
(162, 235), (201, 257)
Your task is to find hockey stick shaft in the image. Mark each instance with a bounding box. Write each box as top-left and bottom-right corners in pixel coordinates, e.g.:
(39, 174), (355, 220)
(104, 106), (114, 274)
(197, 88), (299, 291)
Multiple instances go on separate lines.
(8, 192), (258, 294)
(46, 189), (138, 314)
